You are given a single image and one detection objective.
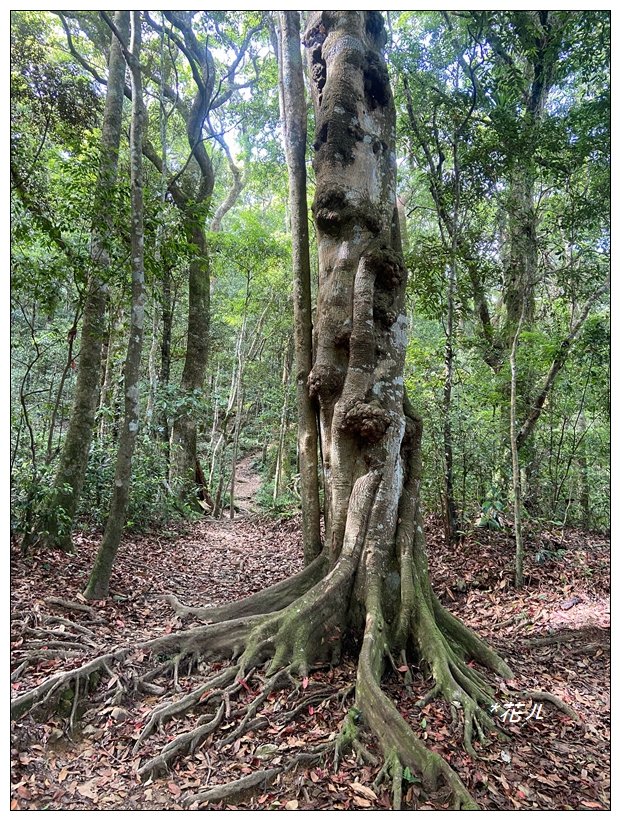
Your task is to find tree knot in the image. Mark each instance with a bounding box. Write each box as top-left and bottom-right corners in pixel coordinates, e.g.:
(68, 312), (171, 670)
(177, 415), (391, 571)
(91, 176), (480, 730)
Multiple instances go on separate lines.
(308, 364), (344, 403)
(334, 319), (352, 350)
(368, 247), (405, 290)
(343, 399), (391, 442)
(363, 52), (390, 110)
(303, 20), (327, 104)
(313, 189), (352, 235)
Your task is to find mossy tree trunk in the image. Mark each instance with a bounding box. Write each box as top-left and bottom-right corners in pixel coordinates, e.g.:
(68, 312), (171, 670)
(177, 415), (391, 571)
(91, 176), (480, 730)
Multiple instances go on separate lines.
(26, 11), (128, 553)
(84, 11), (145, 600)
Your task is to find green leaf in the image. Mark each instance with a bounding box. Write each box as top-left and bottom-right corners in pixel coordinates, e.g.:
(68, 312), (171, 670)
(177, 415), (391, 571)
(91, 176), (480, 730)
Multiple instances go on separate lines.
(402, 767), (420, 784)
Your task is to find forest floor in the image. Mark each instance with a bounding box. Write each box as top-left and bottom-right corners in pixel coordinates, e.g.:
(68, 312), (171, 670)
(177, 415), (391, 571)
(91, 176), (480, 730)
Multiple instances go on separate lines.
(11, 487), (610, 810)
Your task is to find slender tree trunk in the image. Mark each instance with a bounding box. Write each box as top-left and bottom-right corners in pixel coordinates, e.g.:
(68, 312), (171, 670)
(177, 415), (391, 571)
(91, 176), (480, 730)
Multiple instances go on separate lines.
(442, 135), (463, 543)
(228, 383), (244, 520)
(156, 268), (173, 447)
(228, 316), (247, 520)
(98, 303), (126, 443)
(85, 12), (145, 599)
(500, 19), (558, 519)
(278, 10), (322, 562)
(211, 340), (241, 518)
(147, 57), (169, 438)
(45, 310), (79, 464)
(516, 280), (609, 450)
(26, 11), (128, 552)
(510, 312), (526, 588)
(169, 220), (210, 503)
(442, 311), (459, 542)
(504, 171), (537, 335)
(166, 16), (215, 504)
(442, 262), (459, 541)
(209, 138), (245, 233)
(577, 412), (590, 529)
(145, 305), (160, 431)
(273, 342), (293, 502)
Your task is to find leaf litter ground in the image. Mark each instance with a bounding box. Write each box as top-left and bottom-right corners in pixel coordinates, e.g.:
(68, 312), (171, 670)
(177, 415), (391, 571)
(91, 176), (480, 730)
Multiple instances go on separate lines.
(11, 511), (609, 810)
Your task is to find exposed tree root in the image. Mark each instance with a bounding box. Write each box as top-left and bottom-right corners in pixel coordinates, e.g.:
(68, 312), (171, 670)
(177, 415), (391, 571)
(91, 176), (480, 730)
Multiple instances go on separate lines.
(10, 613), (259, 721)
(356, 595), (481, 810)
(11, 649), (82, 682)
(165, 553), (327, 622)
(217, 667), (292, 748)
(521, 689), (582, 723)
(133, 666), (239, 751)
(11, 651), (123, 720)
(183, 767), (283, 807)
(12, 569), (505, 810)
(44, 597), (106, 622)
(21, 625), (96, 645)
(43, 615), (96, 636)
(139, 702), (227, 781)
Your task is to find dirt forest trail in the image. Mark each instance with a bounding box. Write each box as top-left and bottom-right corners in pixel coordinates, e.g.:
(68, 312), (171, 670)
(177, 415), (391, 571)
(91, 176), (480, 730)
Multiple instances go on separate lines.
(232, 450), (263, 517)
(11, 503), (610, 810)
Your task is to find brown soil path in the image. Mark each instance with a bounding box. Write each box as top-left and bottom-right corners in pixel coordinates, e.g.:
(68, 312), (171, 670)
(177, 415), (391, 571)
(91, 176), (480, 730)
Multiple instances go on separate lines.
(232, 451), (263, 516)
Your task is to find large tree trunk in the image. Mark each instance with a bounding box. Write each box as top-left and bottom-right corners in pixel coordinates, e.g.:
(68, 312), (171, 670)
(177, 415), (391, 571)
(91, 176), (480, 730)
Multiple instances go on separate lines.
(26, 11), (128, 552)
(277, 10), (322, 563)
(84, 11), (145, 599)
(302, 2), (509, 737)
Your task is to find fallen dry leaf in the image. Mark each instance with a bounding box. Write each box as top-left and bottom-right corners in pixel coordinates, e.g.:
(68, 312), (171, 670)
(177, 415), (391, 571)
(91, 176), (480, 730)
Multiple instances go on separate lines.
(76, 780), (98, 801)
(285, 799), (299, 810)
(350, 781), (378, 801)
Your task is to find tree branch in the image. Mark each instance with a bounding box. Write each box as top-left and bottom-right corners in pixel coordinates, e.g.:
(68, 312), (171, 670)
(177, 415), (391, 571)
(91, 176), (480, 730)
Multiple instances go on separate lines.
(208, 129), (245, 231)
(517, 278), (610, 449)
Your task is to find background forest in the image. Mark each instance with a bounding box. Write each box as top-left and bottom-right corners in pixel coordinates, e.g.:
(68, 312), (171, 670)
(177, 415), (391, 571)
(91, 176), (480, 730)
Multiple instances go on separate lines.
(11, 10), (610, 548)
(10, 9), (610, 812)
